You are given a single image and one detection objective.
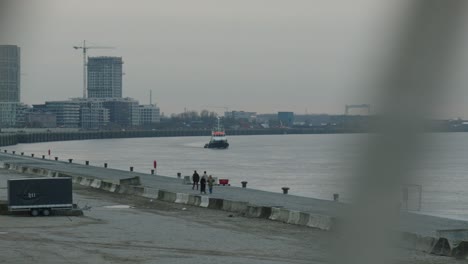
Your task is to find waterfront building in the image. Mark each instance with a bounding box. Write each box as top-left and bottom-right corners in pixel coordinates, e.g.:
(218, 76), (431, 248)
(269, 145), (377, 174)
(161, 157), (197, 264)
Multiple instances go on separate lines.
(224, 111), (257, 122)
(87, 57), (123, 98)
(0, 102), (18, 127)
(0, 45), (20, 102)
(75, 99), (110, 130)
(139, 104), (160, 126)
(24, 112), (57, 128)
(42, 101), (81, 128)
(101, 97), (139, 128)
(278, 112), (295, 127)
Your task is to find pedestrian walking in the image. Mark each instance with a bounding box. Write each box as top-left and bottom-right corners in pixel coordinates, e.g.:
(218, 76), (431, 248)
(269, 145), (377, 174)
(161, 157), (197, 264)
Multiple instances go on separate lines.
(192, 170), (200, 190)
(203, 171), (208, 179)
(200, 174), (207, 194)
(207, 175), (215, 194)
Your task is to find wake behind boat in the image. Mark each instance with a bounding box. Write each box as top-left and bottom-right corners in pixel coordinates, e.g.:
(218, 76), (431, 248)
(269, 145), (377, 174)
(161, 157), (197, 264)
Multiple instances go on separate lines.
(204, 118), (229, 149)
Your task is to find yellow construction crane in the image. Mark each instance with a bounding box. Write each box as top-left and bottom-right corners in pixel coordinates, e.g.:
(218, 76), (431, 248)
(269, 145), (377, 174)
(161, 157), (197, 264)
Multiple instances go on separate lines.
(73, 40), (115, 98)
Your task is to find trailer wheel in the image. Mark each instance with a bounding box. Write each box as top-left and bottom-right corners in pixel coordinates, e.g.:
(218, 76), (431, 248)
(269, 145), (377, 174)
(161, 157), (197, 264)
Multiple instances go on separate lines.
(42, 209), (51, 216)
(30, 209), (39, 217)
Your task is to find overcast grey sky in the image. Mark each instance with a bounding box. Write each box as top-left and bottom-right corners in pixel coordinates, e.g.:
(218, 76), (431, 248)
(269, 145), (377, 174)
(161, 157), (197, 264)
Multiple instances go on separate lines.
(1, 0), (468, 117)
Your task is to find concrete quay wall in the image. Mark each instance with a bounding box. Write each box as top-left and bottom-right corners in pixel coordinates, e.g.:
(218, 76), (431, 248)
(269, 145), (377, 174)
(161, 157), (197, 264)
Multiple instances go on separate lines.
(3, 157), (468, 258)
(0, 161), (336, 231)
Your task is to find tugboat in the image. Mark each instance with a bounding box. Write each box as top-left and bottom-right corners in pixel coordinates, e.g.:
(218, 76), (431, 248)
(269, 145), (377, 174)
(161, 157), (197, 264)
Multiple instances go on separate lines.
(204, 117), (229, 149)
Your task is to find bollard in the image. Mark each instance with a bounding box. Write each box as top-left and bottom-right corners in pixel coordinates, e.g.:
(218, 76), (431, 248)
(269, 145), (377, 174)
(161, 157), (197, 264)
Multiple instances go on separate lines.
(333, 193), (339, 202)
(130, 167), (134, 172)
(68, 159), (73, 163)
(151, 169), (154, 175)
(177, 172), (181, 178)
(21, 152), (24, 156)
(31, 154), (34, 157)
(54, 157), (58, 161)
(104, 163), (108, 168)
(85, 161), (89, 165)
(282, 187), (290, 194)
(42, 155), (45, 159)
(241, 181), (248, 188)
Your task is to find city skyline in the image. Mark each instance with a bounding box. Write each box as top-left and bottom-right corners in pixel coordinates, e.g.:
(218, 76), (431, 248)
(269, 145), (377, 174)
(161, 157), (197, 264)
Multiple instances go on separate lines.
(2, 1), (468, 118)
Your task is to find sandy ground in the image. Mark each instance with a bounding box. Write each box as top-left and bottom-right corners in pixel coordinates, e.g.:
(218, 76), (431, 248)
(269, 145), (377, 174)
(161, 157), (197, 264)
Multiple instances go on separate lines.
(0, 169), (457, 264)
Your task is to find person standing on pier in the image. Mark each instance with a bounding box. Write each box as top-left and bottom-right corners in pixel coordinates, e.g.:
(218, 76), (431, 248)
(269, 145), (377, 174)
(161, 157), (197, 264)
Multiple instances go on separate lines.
(207, 175), (215, 194)
(200, 174), (207, 194)
(192, 170), (200, 190)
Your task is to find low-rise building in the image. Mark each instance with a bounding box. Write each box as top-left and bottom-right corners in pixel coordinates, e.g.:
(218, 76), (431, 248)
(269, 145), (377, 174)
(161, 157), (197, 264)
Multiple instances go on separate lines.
(0, 102), (18, 127)
(139, 104), (160, 126)
(101, 97), (139, 128)
(278, 111), (295, 127)
(224, 111), (257, 122)
(24, 112), (57, 128)
(41, 101), (81, 128)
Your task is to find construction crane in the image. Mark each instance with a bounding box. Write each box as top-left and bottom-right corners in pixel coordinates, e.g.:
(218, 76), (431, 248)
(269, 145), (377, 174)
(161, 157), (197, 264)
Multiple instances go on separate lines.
(73, 40), (115, 98)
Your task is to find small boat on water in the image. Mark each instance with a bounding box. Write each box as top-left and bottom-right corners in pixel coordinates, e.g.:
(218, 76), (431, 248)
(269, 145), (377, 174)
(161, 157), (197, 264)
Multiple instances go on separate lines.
(204, 118), (229, 149)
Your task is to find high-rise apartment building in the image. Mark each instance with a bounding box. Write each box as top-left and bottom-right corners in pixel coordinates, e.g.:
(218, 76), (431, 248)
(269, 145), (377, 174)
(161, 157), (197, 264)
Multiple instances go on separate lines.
(87, 56), (123, 98)
(0, 45), (20, 102)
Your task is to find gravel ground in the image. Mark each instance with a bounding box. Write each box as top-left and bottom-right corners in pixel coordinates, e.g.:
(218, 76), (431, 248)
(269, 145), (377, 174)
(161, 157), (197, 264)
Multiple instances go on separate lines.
(0, 169), (457, 264)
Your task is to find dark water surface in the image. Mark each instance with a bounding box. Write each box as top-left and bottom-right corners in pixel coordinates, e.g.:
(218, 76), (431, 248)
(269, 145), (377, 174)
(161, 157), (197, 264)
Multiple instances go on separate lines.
(5, 133), (468, 220)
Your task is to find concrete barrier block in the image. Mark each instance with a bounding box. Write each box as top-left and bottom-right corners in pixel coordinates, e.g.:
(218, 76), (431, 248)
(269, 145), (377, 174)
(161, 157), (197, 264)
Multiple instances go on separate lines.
(175, 193), (189, 204)
(183, 176), (191, 185)
(401, 232), (435, 253)
(119, 176), (141, 186)
(73, 176), (83, 184)
(80, 177), (92, 186)
(452, 241), (468, 259)
(246, 205), (261, 218)
(158, 190), (177, 203)
(269, 208), (290, 223)
(222, 200), (248, 213)
(269, 207), (281, 220)
(222, 200), (233, 211)
(90, 179), (102, 189)
(306, 213), (333, 231)
(431, 237), (452, 256)
(142, 188), (159, 199)
(246, 205), (272, 219)
(99, 181), (114, 192)
(109, 184), (119, 193)
(208, 198), (224, 210)
(117, 184), (131, 194)
(187, 195), (201, 206)
(287, 210), (301, 225)
(200, 196), (209, 207)
(131, 186), (145, 196)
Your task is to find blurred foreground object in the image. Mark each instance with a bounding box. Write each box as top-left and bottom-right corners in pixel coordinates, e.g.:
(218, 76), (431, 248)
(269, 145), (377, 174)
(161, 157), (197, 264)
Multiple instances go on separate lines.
(334, 1), (468, 264)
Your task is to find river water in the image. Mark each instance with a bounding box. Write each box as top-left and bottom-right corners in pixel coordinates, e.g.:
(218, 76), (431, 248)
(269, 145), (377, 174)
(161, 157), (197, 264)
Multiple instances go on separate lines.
(4, 133), (468, 220)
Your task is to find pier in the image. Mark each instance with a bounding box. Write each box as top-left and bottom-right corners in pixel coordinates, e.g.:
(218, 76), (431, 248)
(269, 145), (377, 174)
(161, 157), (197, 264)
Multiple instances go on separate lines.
(0, 152), (468, 258)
